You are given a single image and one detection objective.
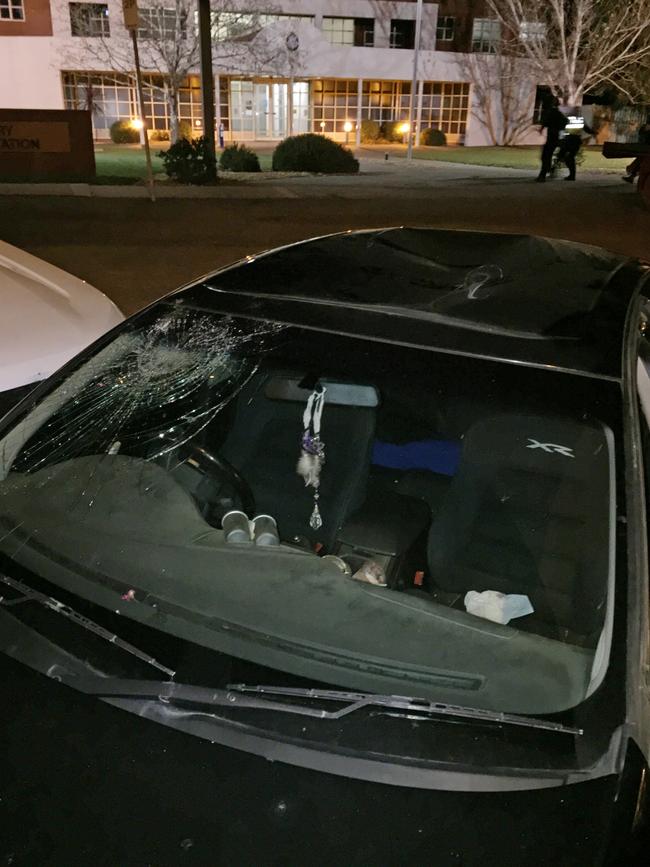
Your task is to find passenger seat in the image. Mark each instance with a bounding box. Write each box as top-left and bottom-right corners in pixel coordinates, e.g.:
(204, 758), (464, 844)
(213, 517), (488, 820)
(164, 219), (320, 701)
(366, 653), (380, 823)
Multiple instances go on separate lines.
(427, 413), (611, 639)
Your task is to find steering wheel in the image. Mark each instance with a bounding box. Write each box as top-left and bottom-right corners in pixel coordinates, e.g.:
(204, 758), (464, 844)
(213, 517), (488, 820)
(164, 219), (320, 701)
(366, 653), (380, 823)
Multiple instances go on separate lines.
(183, 444), (256, 518)
(150, 433), (256, 523)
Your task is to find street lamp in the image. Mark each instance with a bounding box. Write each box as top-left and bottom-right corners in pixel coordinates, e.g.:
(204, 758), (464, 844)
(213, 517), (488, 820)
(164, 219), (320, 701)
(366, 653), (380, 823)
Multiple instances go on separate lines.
(343, 120), (353, 145)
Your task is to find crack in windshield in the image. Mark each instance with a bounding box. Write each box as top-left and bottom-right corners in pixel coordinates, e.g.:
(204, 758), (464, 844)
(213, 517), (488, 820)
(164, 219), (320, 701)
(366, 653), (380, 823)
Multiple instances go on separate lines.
(2, 307), (284, 478)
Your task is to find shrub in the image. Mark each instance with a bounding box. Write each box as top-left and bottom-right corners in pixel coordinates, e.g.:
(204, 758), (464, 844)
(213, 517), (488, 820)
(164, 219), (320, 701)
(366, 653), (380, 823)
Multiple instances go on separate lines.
(360, 119), (381, 143)
(272, 134), (359, 173)
(110, 120), (140, 144)
(149, 129), (170, 142)
(380, 121), (403, 143)
(160, 136), (217, 184)
(421, 127), (447, 146)
(219, 143), (261, 172)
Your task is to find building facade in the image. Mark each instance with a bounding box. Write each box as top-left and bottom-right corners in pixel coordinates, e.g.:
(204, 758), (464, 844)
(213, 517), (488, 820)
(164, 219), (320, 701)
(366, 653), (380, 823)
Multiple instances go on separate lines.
(0, 0), (545, 146)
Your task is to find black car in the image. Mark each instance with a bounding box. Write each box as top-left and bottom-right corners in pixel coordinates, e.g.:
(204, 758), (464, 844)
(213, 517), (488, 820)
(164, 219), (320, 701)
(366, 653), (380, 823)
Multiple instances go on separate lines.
(1, 228), (650, 866)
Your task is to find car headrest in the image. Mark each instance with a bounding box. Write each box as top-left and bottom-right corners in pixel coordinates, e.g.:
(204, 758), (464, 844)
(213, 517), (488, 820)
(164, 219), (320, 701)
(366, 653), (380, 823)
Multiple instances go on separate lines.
(459, 413), (610, 480)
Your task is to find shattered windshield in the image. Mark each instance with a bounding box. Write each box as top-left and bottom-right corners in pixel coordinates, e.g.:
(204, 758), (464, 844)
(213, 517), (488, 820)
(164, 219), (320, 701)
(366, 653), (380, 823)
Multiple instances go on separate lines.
(0, 295), (619, 716)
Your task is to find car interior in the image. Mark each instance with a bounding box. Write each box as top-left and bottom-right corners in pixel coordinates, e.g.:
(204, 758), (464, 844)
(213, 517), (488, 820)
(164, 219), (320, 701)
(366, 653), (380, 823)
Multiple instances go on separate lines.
(0, 311), (615, 711)
(152, 364), (610, 647)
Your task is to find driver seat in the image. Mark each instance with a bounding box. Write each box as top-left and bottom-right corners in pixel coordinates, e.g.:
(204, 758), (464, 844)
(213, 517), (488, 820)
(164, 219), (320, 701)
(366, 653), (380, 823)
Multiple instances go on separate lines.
(220, 372), (378, 549)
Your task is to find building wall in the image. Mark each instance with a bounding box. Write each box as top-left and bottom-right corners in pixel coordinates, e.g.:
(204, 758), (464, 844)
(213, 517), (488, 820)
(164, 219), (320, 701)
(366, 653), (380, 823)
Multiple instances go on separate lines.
(0, 0), (52, 36)
(0, 0), (546, 147)
(0, 38), (63, 108)
(434, 0), (487, 52)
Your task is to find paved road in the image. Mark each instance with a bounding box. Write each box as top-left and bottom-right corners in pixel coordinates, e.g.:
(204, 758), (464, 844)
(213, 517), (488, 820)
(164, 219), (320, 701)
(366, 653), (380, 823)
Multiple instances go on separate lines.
(0, 158), (647, 315)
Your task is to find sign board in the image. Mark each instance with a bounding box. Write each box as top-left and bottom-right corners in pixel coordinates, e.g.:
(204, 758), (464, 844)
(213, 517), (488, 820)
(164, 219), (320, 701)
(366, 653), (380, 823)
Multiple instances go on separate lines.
(122, 0), (139, 30)
(0, 109), (95, 179)
(0, 121), (70, 153)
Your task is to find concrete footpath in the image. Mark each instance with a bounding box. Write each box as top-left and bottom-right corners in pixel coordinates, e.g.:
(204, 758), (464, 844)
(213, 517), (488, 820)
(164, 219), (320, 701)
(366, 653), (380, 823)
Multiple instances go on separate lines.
(0, 156), (622, 199)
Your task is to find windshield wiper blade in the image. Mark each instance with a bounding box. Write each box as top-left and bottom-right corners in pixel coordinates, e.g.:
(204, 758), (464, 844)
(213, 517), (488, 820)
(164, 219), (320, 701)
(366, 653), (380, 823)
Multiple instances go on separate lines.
(36, 674), (581, 736)
(224, 684), (583, 735)
(0, 573), (175, 678)
(85, 678), (584, 736)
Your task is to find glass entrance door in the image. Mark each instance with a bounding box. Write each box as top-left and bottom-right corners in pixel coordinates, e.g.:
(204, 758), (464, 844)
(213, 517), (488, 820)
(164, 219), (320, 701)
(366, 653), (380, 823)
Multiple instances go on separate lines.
(253, 82), (288, 139)
(230, 79), (300, 139)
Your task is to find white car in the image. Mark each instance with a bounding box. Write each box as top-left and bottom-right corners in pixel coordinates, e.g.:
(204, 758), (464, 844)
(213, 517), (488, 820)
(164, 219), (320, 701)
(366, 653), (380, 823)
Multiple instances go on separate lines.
(0, 240), (123, 414)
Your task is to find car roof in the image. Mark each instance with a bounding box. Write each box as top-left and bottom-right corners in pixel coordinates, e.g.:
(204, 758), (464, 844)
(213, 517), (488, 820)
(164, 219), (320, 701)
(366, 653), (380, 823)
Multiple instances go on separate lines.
(198, 228), (649, 381)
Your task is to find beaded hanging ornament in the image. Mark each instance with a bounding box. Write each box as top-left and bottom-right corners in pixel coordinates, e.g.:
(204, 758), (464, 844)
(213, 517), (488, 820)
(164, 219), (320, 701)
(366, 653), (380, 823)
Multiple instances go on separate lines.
(296, 387), (326, 530)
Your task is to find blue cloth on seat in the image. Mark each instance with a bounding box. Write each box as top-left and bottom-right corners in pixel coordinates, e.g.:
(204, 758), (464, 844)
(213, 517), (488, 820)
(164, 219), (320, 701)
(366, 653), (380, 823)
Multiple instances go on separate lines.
(372, 439), (461, 476)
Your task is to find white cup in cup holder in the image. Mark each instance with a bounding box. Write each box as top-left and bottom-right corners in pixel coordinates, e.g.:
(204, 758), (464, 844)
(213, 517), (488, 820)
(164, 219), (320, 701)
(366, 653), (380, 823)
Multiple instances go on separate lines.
(222, 510), (251, 543)
(252, 514), (279, 546)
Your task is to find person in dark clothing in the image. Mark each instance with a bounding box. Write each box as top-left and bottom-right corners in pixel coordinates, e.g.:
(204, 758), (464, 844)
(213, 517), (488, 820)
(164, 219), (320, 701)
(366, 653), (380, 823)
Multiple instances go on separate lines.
(536, 96), (568, 182)
(556, 120), (594, 180)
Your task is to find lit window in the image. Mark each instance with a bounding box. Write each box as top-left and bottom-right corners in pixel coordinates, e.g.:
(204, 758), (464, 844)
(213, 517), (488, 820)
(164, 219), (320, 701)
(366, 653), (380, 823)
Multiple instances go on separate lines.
(471, 18), (501, 53)
(0, 0), (25, 20)
(520, 20), (546, 44)
(420, 81), (470, 139)
(436, 16), (455, 41)
(69, 3), (110, 37)
(322, 17), (354, 45)
(311, 78), (359, 133)
(138, 7), (186, 40)
(62, 70), (205, 136)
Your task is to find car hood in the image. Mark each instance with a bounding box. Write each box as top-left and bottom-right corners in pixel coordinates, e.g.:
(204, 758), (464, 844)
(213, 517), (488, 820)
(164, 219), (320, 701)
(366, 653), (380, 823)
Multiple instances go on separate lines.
(0, 241), (123, 392)
(0, 652), (635, 867)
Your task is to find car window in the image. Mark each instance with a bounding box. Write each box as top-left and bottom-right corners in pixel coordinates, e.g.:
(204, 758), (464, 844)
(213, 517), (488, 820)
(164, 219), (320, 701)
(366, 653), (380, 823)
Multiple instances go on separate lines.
(0, 298), (620, 716)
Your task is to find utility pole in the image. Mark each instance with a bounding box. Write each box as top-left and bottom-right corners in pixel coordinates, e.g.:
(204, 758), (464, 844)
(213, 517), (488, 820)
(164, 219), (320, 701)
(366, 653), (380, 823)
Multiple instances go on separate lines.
(406, 0), (423, 161)
(122, 0), (155, 201)
(197, 0), (217, 182)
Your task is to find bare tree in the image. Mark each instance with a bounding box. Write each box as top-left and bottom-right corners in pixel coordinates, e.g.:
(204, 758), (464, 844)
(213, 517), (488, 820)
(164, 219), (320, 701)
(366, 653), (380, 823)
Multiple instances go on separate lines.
(67, 81), (105, 140)
(487, 0), (650, 106)
(66, 0), (286, 141)
(626, 59), (650, 106)
(455, 45), (535, 145)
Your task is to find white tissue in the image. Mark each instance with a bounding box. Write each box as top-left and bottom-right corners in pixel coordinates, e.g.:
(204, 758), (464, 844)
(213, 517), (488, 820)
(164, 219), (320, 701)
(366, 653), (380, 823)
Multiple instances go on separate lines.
(464, 590), (534, 625)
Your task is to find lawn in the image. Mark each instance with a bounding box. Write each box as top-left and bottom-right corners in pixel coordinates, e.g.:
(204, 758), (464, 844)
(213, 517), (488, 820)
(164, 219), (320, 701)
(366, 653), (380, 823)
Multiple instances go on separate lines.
(412, 145), (630, 173)
(96, 142), (626, 179)
(93, 143), (273, 182)
(1, 142), (629, 183)
(94, 143), (166, 182)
